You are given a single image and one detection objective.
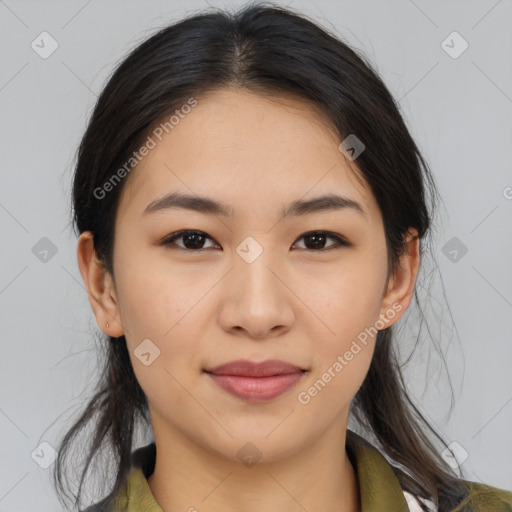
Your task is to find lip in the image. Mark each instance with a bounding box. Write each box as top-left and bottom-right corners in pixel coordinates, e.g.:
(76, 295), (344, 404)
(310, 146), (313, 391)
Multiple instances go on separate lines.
(205, 359), (305, 377)
(204, 359), (307, 402)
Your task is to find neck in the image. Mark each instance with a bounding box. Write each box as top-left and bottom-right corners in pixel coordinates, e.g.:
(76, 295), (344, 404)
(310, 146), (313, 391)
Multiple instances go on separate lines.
(147, 414), (360, 512)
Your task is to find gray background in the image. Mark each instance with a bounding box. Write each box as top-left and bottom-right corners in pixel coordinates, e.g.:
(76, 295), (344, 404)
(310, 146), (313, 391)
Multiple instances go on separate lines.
(1, 0), (511, 510)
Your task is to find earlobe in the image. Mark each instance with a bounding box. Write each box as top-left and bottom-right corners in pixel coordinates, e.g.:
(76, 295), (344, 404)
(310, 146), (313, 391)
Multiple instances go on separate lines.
(378, 229), (420, 326)
(76, 231), (124, 337)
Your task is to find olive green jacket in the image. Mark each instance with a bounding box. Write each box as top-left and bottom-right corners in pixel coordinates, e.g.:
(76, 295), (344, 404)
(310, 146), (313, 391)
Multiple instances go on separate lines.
(105, 430), (512, 512)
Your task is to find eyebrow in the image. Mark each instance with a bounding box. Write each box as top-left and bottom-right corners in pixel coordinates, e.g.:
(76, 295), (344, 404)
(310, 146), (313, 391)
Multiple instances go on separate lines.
(143, 192), (366, 219)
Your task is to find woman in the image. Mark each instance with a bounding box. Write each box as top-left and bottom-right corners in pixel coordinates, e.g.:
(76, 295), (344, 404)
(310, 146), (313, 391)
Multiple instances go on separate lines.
(53, 3), (512, 511)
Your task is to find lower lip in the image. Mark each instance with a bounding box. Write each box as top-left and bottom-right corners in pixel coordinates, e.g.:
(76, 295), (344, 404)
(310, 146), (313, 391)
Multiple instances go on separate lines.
(206, 372), (306, 402)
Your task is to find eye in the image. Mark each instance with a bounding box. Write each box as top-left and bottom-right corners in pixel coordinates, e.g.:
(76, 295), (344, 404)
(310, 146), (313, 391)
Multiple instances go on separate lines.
(161, 229), (350, 252)
(161, 230), (220, 251)
(292, 231), (350, 251)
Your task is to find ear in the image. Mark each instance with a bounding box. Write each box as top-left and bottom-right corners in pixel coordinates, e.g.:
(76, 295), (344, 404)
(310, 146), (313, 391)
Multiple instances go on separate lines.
(378, 228), (420, 326)
(76, 231), (124, 337)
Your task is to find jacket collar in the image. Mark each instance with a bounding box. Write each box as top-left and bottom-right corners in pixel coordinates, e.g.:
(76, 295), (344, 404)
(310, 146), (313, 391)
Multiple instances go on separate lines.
(114, 429), (413, 512)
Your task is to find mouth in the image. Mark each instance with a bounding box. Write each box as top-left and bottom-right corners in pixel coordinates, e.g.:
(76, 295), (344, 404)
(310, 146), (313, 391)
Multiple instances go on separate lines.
(204, 358), (307, 377)
(203, 359), (308, 402)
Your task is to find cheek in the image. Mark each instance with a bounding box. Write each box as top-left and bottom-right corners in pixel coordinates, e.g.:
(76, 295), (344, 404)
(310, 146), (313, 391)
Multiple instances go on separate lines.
(297, 343), (374, 427)
(117, 267), (206, 414)
(112, 256), (208, 408)
(299, 253), (385, 380)
(307, 292), (378, 392)
(304, 255), (386, 332)
(297, 274), (380, 413)
(114, 244), (202, 338)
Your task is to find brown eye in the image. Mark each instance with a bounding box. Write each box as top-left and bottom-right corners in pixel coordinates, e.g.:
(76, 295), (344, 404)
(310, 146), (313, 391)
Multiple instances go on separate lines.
(162, 230), (219, 251)
(161, 230), (350, 252)
(292, 231), (349, 251)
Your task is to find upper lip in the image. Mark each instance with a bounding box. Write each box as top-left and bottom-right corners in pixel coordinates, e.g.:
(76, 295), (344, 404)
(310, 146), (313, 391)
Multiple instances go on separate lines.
(204, 359), (306, 377)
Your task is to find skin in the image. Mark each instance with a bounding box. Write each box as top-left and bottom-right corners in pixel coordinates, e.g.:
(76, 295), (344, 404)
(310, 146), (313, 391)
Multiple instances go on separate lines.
(77, 88), (420, 512)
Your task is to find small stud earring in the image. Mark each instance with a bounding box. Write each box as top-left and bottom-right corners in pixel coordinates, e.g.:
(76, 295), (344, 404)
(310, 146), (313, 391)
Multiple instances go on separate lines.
(106, 322), (110, 328)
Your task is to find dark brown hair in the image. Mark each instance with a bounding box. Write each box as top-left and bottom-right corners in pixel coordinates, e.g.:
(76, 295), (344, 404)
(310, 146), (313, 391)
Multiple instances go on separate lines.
(54, 3), (471, 510)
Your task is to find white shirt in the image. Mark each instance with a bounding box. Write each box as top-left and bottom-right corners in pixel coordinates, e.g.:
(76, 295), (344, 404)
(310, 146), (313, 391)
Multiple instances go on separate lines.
(403, 490), (438, 512)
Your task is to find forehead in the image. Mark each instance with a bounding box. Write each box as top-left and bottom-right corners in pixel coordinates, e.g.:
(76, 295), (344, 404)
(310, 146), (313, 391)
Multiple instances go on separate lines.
(116, 88), (378, 223)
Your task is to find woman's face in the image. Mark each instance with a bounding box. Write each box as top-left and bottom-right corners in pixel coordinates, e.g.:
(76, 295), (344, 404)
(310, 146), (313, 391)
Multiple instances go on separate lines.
(90, 88), (416, 462)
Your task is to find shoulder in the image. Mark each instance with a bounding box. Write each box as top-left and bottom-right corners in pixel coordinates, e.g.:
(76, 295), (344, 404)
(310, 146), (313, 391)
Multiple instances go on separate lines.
(404, 480), (512, 512)
(449, 480), (512, 511)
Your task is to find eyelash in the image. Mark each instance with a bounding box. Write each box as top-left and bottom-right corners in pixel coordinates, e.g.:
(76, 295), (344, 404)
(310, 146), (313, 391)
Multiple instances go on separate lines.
(161, 230), (351, 252)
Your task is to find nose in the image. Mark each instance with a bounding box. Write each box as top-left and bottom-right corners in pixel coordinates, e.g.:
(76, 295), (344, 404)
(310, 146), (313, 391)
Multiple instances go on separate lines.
(218, 250), (295, 340)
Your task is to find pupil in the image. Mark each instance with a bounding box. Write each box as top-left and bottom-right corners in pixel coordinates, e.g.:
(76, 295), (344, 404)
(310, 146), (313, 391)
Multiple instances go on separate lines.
(307, 233), (325, 249)
(185, 233), (203, 249)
